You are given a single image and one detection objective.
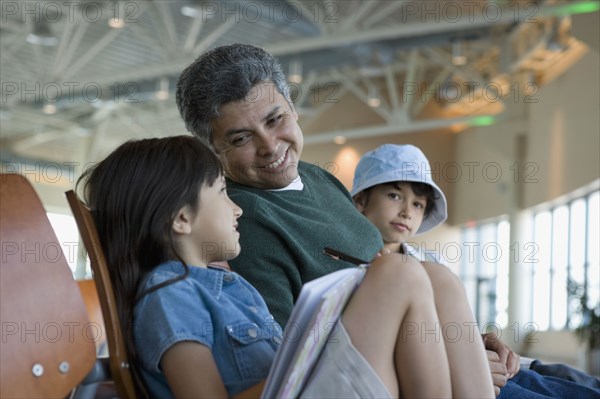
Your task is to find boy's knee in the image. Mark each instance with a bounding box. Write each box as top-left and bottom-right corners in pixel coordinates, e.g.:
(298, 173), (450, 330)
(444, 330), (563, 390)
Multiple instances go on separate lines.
(422, 262), (465, 295)
(371, 252), (421, 272)
(369, 253), (432, 291)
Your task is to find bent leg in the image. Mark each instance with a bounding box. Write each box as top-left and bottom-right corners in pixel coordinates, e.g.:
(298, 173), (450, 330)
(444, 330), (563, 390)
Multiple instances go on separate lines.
(529, 360), (600, 389)
(422, 261), (495, 398)
(342, 253), (452, 398)
(500, 368), (600, 399)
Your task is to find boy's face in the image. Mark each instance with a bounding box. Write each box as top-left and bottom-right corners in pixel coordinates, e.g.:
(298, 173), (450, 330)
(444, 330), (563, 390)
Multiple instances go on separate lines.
(355, 182), (427, 252)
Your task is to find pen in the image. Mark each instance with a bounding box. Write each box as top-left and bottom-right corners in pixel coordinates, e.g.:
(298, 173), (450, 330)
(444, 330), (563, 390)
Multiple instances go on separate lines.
(323, 247), (369, 266)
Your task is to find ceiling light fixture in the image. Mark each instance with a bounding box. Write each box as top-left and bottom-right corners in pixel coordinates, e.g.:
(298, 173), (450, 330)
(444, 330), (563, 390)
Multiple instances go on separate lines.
(181, 5), (214, 19)
(108, 18), (125, 29)
(452, 41), (467, 66)
(181, 5), (200, 17)
(367, 86), (381, 108)
(42, 103), (57, 115)
(26, 22), (58, 46)
(155, 77), (169, 100)
(288, 60), (303, 84)
(333, 136), (347, 145)
(547, 17), (570, 52)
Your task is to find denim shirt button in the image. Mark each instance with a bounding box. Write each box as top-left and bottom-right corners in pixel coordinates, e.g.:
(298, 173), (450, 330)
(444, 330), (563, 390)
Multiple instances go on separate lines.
(247, 328), (258, 338)
(223, 274), (234, 283)
(248, 306), (258, 313)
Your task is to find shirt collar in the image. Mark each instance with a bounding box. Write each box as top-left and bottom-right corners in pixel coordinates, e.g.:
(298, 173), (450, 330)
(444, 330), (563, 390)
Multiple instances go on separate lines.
(266, 175), (304, 192)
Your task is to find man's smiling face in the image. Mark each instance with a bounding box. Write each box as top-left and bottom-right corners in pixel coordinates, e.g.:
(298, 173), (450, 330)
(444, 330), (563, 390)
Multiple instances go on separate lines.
(211, 81), (304, 189)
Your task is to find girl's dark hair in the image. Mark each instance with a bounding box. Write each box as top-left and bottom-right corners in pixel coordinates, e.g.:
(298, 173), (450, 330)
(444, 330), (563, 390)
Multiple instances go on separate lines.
(77, 135), (222, 396)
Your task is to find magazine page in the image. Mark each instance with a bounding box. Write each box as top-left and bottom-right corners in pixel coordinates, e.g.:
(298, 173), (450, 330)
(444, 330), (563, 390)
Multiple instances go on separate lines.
(261, 266), (367, 399)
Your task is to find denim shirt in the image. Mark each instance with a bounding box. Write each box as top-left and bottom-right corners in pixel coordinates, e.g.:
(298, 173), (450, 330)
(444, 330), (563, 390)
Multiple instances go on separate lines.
(134, 261), (283, 398)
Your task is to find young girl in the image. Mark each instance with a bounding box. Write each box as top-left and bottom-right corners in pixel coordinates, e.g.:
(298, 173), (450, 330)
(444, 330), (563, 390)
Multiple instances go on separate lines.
(79, 136), (480, 398)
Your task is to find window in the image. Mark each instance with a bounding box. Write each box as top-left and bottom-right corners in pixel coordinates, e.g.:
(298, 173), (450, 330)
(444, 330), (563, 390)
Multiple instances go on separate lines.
(531, 190), (599, 331)
(459, 187), (598, 331)
(46, 212), (88, 278)
(569, 199), (586, 328)
(460, 218), (509, 327)
(532, 210), (551, 330)
(586, 192), (599, 315)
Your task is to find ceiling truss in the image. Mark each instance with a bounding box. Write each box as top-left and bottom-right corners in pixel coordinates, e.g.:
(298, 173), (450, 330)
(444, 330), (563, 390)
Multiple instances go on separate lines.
(0, 0), (595, 168)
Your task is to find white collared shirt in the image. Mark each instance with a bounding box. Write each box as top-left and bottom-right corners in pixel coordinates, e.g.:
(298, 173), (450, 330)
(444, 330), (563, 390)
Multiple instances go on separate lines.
(267, 176), (304, 192)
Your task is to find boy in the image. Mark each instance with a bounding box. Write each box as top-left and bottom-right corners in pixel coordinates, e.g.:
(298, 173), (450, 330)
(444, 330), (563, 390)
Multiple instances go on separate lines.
(351, 143), (600, 398)
(351, 143), (447, 257)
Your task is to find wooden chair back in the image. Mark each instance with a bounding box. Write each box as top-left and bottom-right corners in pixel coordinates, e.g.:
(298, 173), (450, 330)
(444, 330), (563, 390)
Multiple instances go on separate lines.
(66, 190), (137, 399)
(0, 174), (96, 398)
(77, 279), (107, 353)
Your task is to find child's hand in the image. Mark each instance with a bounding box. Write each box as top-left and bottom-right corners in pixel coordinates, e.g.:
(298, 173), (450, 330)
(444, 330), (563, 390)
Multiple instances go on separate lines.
(487, 349), (508, 396)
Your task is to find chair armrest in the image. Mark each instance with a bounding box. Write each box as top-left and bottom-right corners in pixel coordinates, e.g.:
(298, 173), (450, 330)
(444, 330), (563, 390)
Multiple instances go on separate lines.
(71, 357), (113, 399)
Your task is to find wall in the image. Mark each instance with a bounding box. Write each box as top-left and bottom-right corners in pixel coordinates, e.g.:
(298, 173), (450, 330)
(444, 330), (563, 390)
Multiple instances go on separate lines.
(524, 330), (588, 371)
(451, 49), (600, 224)
(525, 49), (600, 208)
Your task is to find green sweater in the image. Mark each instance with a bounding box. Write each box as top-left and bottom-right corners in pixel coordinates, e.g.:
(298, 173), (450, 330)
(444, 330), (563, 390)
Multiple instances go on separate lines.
(228, 161), (383, 327)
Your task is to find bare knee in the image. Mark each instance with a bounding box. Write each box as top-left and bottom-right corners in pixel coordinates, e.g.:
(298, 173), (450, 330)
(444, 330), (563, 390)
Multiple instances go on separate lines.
(368, 253), (434, 297)
(422, 262), (466, 298)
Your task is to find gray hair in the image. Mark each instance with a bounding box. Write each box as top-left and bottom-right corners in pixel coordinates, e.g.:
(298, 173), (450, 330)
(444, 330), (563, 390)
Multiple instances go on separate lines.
(175, 44), (291, 144)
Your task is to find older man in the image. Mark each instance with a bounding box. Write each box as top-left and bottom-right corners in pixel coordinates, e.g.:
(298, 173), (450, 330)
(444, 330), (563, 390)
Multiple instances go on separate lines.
(176, 44), (382, 325)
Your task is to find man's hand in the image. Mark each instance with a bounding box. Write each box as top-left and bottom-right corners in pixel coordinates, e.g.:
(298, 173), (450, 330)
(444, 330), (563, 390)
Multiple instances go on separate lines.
(483, 332), (521, 378)
(487, 349), (508, 396)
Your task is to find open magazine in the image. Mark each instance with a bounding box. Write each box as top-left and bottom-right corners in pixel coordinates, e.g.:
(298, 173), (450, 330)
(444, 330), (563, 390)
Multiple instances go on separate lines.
(261, 265), (367, 399)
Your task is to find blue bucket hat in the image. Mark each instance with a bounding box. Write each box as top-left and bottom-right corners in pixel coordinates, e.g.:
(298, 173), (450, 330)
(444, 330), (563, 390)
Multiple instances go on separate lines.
(351, 144), (448, 235)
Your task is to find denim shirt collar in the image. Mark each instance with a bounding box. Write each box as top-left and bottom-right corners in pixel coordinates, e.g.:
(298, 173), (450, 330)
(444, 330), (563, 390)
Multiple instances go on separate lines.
(141, 260), (235, 300)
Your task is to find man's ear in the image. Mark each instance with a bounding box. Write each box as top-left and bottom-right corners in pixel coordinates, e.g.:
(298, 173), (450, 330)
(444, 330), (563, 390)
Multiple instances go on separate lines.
(353, 192), (367, 213)
(172, 206), (193, 235)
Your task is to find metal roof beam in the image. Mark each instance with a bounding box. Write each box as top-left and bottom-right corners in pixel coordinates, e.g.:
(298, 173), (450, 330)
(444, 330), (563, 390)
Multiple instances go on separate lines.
(303, 114), (496, 145)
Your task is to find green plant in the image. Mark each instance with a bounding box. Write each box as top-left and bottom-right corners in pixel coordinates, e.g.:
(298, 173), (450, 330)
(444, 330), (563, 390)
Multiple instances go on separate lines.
(568, 279), (600, 349)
